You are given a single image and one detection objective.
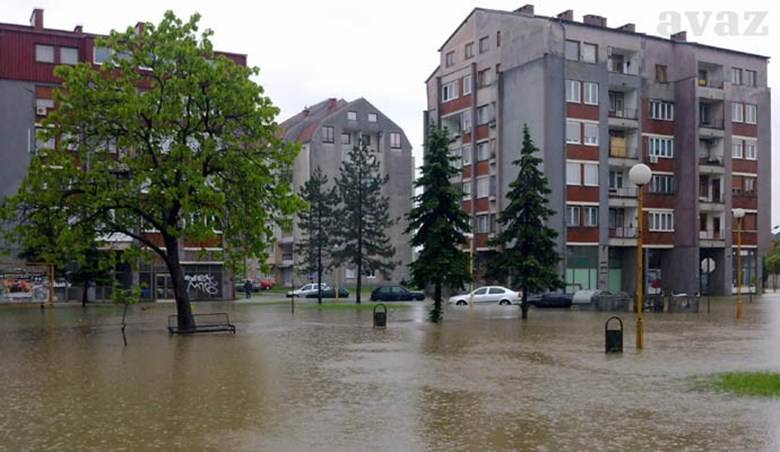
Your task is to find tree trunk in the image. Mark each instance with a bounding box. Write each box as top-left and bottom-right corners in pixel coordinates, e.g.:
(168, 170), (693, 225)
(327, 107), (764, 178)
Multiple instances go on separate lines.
(430, 282), (442, 323)
(520, 286), (529, 320)
(317, 242), (323, 305)
(356, 259), (362, 305)
(81, 280), (89, 307)
(164, 234), (195, 331)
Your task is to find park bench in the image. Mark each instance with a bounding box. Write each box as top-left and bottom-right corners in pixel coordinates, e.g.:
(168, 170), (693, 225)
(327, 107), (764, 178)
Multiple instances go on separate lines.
(167, 313), (236, 335)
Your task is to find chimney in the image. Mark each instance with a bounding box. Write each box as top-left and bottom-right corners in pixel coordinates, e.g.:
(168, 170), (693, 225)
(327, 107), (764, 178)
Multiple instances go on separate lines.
(327, 98), (338, 110)
(73, 25), (83, 33)
(29, 8), (43, 30)
(671, 31), (687, 42)
(556, 10), (573, 21)
(515, 4), (534, 16)
(617, 23), (636, 32)
(583, 14), (607, 28)
(302, 106), (310, 117)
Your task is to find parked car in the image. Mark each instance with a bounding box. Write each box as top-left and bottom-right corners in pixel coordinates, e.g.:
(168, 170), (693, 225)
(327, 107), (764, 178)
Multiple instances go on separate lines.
(370, 285), (425, 301)
(527, 292), (574, 308)
(304, 287), (350, 299)
(287, 283), (330, 298)
(258, 278), (274, 290)
(447, 286), (519, 306)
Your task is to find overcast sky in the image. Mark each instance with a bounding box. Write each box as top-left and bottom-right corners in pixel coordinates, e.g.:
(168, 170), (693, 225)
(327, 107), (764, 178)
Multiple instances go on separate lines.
(3, 0), (777, 224)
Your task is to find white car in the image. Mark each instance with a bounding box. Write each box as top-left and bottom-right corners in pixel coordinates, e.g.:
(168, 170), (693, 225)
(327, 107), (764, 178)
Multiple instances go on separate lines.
(447, 286), (519, 306)
(286, 283), (329, 298)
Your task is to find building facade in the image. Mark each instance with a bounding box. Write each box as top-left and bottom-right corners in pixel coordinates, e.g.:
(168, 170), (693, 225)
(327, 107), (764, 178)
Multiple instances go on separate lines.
(425, 6), (770, 296)
(267, 98), (414, 288)
(0, 9), (246, 301)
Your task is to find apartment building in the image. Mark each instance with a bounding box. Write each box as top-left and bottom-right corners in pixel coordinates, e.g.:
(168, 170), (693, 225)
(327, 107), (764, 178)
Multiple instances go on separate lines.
(425, 5), (770, 296)
(268, 98), (414, 287)
(0, 9), (246, 301)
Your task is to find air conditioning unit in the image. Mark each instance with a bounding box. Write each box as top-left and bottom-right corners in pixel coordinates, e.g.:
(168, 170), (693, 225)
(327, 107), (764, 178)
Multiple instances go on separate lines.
(488, 119), (497, 128)
(36, 106), (48, 116)
(648, 155), (659, 164)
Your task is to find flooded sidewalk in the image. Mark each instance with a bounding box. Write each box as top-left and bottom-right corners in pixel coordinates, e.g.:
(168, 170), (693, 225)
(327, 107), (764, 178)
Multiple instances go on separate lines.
(1, 295), (779, 451)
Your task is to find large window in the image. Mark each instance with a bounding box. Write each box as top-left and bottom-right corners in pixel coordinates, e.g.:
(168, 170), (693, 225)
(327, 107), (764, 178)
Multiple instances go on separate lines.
(648, 136), (674, 158)
(650, 175), (674, 194)
(745, 140), (757, 160)
(567, 162), (581, 186)
(609, 170), (624, 189)
(390, 132), (401, 149)
(442, 81), (459, 102)
(745, 104), (757, 124)
(655, 64), (668, 82)
(476, 177), (490, 198)
(582, 43), (597, 63)
(731, 67), (743, 85)
(732, 141), (744, 159)
(476, 214), (495, 233)
(583, 123), (599, 146)
(566, 80), (581, 103)
(732, 102), (745, 122)
(583, 163), (599, 186)
(746, 70), (757, 87)
(463, 75), (472, 95)
(93, 46), (113, 64)
(565, 40), (579, 61)
(465, 42), (475, 59)
(462, 181), (472, 200)
(35, 44), (54, 63)
(476, 104), (493, 125)
(322, 126), (334, 143)
(347, 111), (357, 121)
(479, 36), (489, 54)
(649, 100), (674, 121)
(649, 211), (674, 232)
(566, 121), (581, 144)
(462, 146), (472, 166)
(60, 47), (78, 65)
(368, 113), (377, 123)
(477, 141), (491, 161)
(583, 82), (598, 105)
(445, 51), (455, 67)
(461, 111), (472, 132)
(566, 205), (581, 227)
(478, 68), (492, 87)
(584, 207), (599, 227)
(341, 132), (351, 145)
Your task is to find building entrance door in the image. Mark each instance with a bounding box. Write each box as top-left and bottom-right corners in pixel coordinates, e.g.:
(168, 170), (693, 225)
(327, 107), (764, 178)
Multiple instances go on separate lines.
(155, 274), (174, 300)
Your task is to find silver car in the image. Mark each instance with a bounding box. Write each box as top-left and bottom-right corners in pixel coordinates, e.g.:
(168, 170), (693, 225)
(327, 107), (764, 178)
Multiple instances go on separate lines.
(286, 283), (329, 298)
(447, 286), (519, 306)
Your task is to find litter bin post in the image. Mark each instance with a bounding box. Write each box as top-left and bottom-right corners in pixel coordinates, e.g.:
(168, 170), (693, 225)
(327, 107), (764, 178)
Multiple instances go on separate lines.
(605, 316), (624, 354)
(373, 304), (387, 328)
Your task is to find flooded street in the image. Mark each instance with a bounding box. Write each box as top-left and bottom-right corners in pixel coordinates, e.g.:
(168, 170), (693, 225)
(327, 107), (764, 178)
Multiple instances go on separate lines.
(1, 296), (779, 451)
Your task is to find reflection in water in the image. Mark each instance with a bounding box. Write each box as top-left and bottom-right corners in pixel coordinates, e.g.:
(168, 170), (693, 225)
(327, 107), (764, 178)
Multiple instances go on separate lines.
(0, 297), (779, 450)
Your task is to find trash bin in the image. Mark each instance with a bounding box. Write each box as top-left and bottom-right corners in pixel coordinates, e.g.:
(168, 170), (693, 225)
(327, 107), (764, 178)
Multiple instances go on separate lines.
(373, 304), (387, 328)
(605, 316), (623, 353)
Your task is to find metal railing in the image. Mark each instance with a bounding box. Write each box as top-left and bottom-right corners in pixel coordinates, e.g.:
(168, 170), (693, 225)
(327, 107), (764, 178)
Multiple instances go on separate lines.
(609, 227), (638, 238)
(609, 187), (638, 198)
(699, 118), (724, 129)
(698, 192), (724, 203)
(699, 230), (723, 240)
(608, 143), (638, 159)
(608, 108), (639, 120)
(699, 154), (724, 166)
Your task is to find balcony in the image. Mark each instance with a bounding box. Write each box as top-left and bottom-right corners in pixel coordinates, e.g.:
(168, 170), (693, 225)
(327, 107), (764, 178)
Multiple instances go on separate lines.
(608, 142), (638, 160)
(609, 187), (638, 198)
(732, 188), (757, 198)
(698, 153), (724, 167)
(608, 108), (638, 120)
(609, 227), (638, 239)
(699, 229), (724, 240)
(699, 117), (724, 131)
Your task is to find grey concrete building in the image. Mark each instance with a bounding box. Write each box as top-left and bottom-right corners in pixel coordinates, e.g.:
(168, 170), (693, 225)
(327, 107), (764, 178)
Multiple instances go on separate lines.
(267, 98), (414, 287)
(425, 5), (770, 296)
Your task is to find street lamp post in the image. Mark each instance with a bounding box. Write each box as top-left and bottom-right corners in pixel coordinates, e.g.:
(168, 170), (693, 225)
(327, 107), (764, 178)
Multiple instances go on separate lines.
(733, 208), (746, 320)
(629, 163), (652, 350)
(464, 233), (475, 307)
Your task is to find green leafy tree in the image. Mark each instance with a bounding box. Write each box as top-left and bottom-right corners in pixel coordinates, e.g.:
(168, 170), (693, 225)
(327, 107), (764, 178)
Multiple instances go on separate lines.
(406, 125), (471, 322)
(486, 125), (563, 320)
(1, 12), (300, 331)
(297, 167), (339, 304)
(764, 238), (780, 291)
(333, 138), (396, 304)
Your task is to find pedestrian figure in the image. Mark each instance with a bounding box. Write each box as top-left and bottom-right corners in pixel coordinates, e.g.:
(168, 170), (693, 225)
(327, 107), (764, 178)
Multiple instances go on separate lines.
(243, 280), (252, 299)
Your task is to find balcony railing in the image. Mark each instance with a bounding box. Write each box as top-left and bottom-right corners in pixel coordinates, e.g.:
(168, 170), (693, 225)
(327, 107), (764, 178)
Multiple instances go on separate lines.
(699, 154), (724, 166)
(608, 143), (638, 159)
(608, 109), (638, 120)
(609, 187), (638, 198)
(699, 229), (724, 240)
(698, 79), (724, 89)
(699, 192), (724, 203)
(732, 188), (757, 198)
(699, 118), (724, 129)
(609, 227), (638, 238)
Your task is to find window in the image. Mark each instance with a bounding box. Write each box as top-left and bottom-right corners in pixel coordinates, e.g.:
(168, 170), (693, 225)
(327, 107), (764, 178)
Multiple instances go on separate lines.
(566, 121), (581, 144)
(476, 104), (493, 125)
(746, 70), (757, 87)
(463, 75), (472, 95)
(582, 43), (597, 63)
(496, 30), (501, 47)
(476, 177), (490, 198)
(347, 111), (357, 121)
(450, 148), (462, 169)
(477, 214), (495, 233)
(649, 211), (674, 232)
(390, 132), (401, 149)
(744, 177), (756, 194)
(732, 141), (744, 159)
(446, 51), (455, 67)
(442, 81), (459, 102)
(583, 82), (598, 105)
(35, 98), (54, 113)
(461, 111), (472, 132)
(566, 80), (581, 103)
(566, 205), (581, 227)
(479, 36), (489, 54)
(583, 123), (599, 146)
(35, 45), (54, 63)
(60, 47), (78, 65)
(648, 136), (674, 158)
(462, 181), (472, 200)
(565, 40), (579, 61)
(584, 207), (599, 227)
(609, 170), (624, 189)
(583, 163), (598, 186)
(744, 140), (757, 160)
(368, 113), (377, 122)
(477, 68), (492, 87)
(322, 126), (334, 143)
(649, 100), (674, 121)
(465, 42), (475, 59)
(566, 162), (581, 185)
(361, 134), (372, 146)
(655, 65), (668, 82)
(341, 133), (351, 145)
(93, 46), (113, 64)
(477, 141), (490, 161)
(490, 174), (496, 196)
(462, 146), (472, 166)
(732, 102), (744, 122)
(745, 104), (757, 124)
(650, 175), (674, 194)
(731, 67), (743, 85)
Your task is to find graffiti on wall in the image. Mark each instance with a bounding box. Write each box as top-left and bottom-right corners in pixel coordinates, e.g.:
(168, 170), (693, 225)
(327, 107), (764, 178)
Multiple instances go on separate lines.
(185, 274), (220, 297)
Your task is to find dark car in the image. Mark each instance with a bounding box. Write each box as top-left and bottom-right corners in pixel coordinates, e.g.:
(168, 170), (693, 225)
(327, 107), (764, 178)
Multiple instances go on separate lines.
(304, 287), (350, 299)
(370, 286), (425, 302)
(527, 292), (574, 308)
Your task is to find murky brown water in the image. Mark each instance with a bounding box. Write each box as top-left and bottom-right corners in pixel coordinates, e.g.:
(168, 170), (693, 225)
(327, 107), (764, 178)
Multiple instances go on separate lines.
(1, 296), (779, 451)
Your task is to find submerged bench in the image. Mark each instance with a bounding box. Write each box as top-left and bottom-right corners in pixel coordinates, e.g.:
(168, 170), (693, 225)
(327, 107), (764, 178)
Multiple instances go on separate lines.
(167, 313), (236, 335)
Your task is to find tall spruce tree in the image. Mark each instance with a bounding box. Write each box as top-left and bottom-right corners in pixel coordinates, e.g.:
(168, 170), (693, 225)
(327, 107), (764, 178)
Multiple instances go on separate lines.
(333, 137), (396, 304)
(297, 167), (338, 304)
(486, 124), (564, 320)
(406, 125), (471, 322)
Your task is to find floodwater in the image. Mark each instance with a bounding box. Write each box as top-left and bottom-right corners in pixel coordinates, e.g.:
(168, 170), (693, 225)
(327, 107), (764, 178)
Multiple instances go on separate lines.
(1, 296), (779, 451)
